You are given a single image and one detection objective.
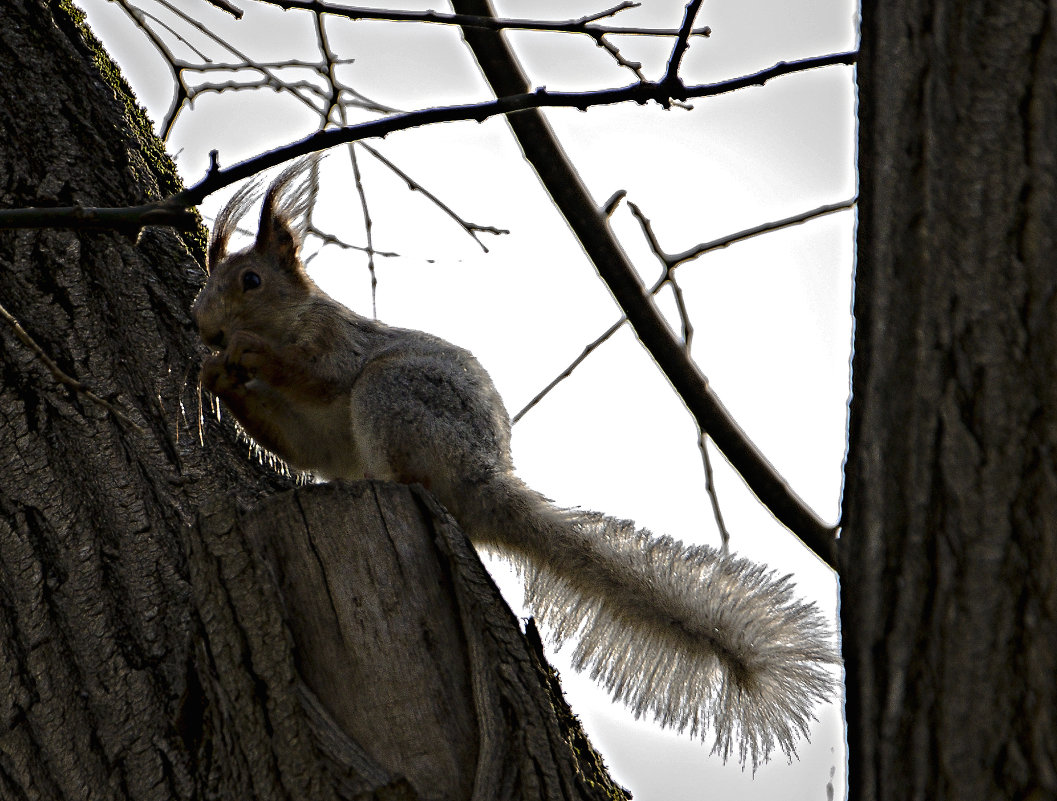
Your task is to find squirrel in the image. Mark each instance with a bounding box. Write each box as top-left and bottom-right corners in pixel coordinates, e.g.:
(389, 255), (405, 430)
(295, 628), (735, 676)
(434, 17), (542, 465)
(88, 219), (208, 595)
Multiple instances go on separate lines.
(192, 156), (837, 770)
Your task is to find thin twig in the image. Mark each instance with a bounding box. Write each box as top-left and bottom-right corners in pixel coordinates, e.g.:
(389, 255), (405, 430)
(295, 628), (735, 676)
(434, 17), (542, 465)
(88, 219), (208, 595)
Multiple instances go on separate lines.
(250, 0), (711, 38)
(698, 433), (731, 551)
(626, 199), (694, 351)
(601, 189), (627, 217)
(305, 226), (400, 260)
(577, 1), (640, 25)
(313, 8), (346, 125)
(626, 199), (669, 266)
(512, 317), (624, 424)
(116, 0), (394, 137)
(594, 33), (649, 82)
(519, 197), (730, 546)
(152, 0), (323, 117)
(0, 300), (144, 432)
(347, 143), (378, 317)
(630, 196), (736, 545)
(668, 198), (857, 267)
(629, 198), (695, 350)
(514, 198), (856, 424)
(630, 196), (735, 552)
(358, 142), (508, 252)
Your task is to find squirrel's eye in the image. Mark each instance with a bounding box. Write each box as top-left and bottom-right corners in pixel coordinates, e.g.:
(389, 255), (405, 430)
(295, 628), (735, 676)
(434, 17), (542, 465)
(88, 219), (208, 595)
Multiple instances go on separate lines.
(241, 271), (261, 291)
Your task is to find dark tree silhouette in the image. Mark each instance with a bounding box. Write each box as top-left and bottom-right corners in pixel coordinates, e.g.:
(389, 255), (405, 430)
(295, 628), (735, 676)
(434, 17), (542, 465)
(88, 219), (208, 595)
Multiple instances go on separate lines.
(842, 2), (1057, 799)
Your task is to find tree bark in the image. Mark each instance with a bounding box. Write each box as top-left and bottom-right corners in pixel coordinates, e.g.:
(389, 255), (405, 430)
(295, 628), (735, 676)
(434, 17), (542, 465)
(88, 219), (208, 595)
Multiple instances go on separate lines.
(843, 2), (1057, 799)
(0, 3), (626, 799)
(0, 2), (284, 797)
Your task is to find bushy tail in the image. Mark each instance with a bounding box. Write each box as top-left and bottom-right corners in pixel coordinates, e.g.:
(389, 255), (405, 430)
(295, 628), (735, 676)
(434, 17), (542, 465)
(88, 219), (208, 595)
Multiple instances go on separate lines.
(454, 473), (837, 770)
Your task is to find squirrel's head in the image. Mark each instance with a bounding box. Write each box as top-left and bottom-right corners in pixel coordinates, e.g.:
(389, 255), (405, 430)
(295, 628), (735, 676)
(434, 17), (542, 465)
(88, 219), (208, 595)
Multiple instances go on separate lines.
(193, 156), (320, 350)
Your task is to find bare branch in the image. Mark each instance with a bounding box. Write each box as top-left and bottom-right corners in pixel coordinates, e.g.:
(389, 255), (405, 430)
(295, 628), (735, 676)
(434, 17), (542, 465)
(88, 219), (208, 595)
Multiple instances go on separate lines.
(668, 198), (857, 267)
(627, 197), (695, 349)
(593, 33), (649, 82)
(629, 197), (740, 549)
(248, 0), (711, 38)
(201, 0), (243, 17)
(518, 194), (737, 550)
(0, 53), (855, 243)
(175, 48), (856, 204)
(112, 0), (394, 138)
(305, 226), (400, 260)
(0, 202), (198, 231)
(626, 199), (670, 270)
(312, 7), (346, 124)
(601, 189), (628, 217)
(453, 0), (840, 569)
(661, 0), (706, 93)
(520, 195), (732, 549)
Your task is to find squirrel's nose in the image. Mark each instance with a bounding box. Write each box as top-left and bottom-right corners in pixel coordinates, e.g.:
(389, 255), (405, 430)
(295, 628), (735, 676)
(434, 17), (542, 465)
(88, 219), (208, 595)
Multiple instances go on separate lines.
(191, 292), (226, 350)
(193, 312), (227, 351)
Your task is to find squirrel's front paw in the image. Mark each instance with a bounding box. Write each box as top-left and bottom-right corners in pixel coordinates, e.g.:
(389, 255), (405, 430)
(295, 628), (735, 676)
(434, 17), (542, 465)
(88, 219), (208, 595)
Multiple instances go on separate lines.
(225, 329), (272, 374)
(200, 351), (245, 396)
(200, 330), (273, 395)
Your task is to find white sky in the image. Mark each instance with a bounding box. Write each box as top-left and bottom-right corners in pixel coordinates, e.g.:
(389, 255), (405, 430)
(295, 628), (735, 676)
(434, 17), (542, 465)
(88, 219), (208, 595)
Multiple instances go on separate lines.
(75, 0), (858, 797)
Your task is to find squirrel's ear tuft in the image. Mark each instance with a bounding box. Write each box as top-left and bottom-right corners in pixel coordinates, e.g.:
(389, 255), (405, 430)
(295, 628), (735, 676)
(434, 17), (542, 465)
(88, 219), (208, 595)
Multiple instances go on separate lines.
(207, 177), (263, 273)
(255, 154), (320, 272)
(255, 206), (302, 271)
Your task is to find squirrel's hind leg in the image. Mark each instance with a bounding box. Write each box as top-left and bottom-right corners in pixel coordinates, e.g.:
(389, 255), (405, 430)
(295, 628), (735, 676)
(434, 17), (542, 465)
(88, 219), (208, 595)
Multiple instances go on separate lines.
(344, 347), (511, 498)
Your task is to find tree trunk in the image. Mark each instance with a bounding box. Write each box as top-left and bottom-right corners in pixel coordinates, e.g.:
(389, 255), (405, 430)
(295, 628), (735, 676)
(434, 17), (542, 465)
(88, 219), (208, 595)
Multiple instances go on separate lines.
(0, 3), (626, 799)
(1, 2), (282, 797)
(187, 481), (624, 801)
(842, 2), (1057, 799)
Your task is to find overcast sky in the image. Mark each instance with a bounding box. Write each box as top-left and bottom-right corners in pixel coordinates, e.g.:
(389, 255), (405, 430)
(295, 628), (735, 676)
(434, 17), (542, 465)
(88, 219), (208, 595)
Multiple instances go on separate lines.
(74, 0), (858, 797)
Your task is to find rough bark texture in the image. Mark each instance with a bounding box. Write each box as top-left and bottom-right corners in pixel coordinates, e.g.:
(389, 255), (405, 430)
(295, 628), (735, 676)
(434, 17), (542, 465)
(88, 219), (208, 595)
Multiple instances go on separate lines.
(0, 2), (287, 797)
(0, 2), (626, 799)
(188, 482), (625, 801)
(249, 483), (479, 800)
(843, 2), (1057, 800)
